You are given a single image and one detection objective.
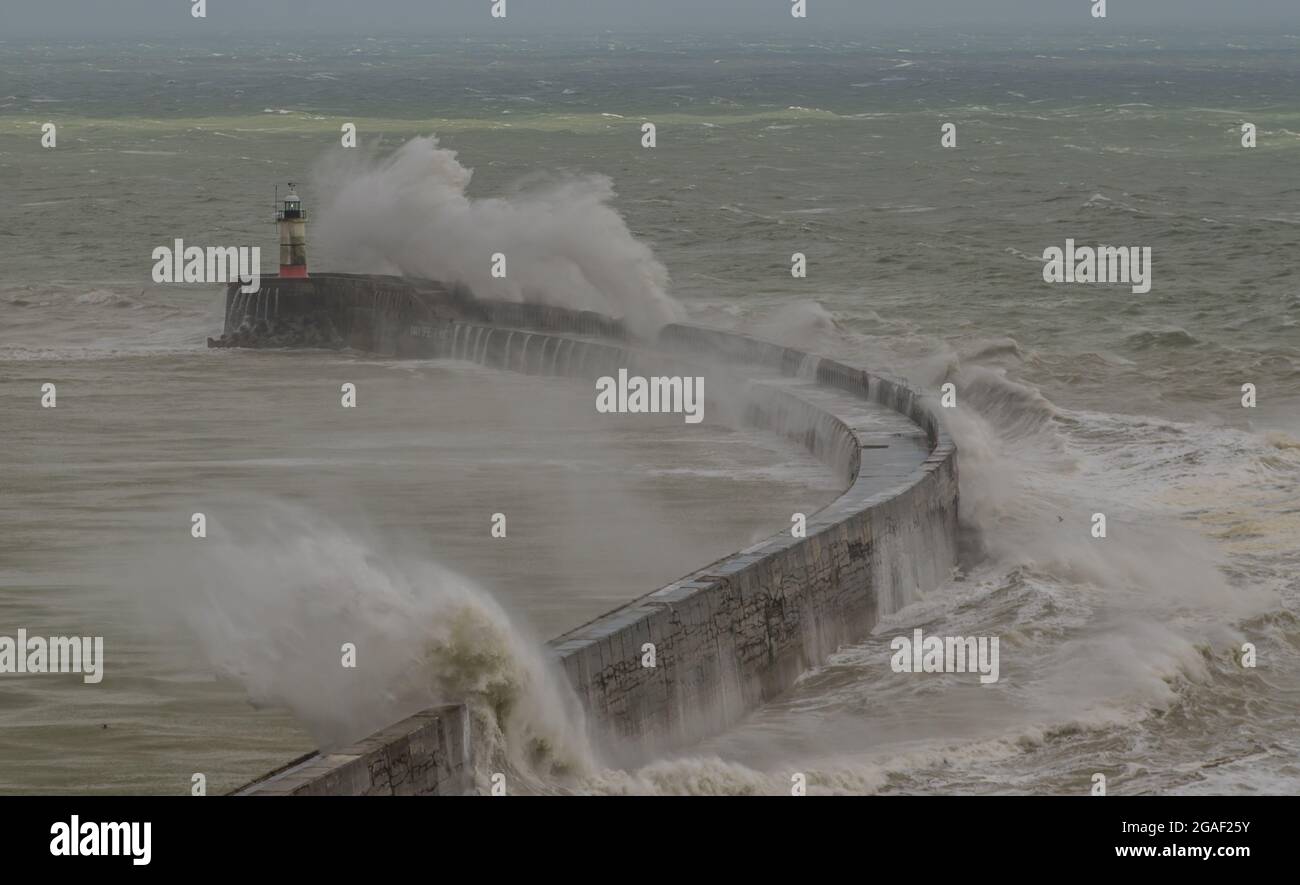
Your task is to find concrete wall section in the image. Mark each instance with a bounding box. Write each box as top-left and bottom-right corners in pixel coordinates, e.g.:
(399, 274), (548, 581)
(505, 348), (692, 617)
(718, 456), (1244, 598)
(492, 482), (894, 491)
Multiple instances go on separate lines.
(395, 314), (959, 762)
(547, 363), (958, 762)
(234, 705), (475, 796)
(217, 274), (470, 350)
(218, 276), (626, 352)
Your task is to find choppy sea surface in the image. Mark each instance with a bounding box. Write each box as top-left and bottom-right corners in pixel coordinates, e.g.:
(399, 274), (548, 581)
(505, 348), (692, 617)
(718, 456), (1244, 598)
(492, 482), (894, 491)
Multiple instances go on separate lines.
(1, 31), (1297, 794)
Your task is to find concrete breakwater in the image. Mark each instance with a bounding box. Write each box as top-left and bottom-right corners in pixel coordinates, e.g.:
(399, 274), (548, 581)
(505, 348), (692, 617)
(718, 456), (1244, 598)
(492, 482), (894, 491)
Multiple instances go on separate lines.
(208, 273), (625, 351)
(235, 705), (477, 796)
(224, 274), (958, 794)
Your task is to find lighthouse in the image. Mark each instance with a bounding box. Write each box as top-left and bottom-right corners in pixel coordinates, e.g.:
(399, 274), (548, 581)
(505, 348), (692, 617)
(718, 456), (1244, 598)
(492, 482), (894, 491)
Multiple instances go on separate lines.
(276, 183), (308, 278)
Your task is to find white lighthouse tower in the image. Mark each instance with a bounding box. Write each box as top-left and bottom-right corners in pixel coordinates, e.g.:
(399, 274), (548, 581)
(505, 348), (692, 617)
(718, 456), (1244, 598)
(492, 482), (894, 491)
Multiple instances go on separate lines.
(276, 183), (308, 279)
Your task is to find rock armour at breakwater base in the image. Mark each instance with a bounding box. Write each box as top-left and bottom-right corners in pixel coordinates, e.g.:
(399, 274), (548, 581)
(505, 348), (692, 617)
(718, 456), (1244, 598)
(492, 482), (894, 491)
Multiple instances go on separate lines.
(224, 274), (958, 793)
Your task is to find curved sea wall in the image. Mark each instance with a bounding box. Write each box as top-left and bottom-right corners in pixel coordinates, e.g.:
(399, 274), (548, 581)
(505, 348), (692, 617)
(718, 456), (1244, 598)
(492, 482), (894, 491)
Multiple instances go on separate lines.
(225, 275), (958, 792)
(562, 324), (957, 763)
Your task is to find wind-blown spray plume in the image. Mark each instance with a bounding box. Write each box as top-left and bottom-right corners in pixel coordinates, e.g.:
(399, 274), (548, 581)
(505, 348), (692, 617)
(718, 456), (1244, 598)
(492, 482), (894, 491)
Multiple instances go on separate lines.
(121, 506), (598, 788)
(311, 136), (683, 337)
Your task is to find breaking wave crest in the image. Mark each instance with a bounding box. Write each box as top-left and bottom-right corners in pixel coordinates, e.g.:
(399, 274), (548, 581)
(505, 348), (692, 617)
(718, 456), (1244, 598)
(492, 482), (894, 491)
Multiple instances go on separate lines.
(310, 136), (684, 337)
(119, 504), (600, 790)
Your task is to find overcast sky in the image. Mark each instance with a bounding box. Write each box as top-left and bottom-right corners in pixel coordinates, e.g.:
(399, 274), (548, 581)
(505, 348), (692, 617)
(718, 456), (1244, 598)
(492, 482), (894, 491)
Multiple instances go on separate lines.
(3, 0), (1299, 36)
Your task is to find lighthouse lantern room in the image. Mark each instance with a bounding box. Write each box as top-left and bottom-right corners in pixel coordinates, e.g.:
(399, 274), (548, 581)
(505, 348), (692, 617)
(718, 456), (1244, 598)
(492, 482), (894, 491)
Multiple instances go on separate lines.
(275, 183), (309, 278)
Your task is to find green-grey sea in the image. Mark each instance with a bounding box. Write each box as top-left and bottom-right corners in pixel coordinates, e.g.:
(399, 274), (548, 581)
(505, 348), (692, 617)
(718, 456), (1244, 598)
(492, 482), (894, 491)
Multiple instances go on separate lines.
(1, 31), (1297, 794)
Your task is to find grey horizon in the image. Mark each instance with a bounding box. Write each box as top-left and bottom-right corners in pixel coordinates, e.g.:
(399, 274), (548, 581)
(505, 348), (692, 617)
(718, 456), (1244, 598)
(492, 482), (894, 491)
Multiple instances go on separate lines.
(4, 0), (1299, 36)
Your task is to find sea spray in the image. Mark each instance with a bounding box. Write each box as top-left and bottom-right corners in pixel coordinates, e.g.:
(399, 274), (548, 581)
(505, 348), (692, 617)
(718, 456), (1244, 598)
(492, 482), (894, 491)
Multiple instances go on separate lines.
(744, 300), (844, 354)
(118, 504), (598, 789)
(625, 304), (1289, 794)
(309, 136), (683, 337)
